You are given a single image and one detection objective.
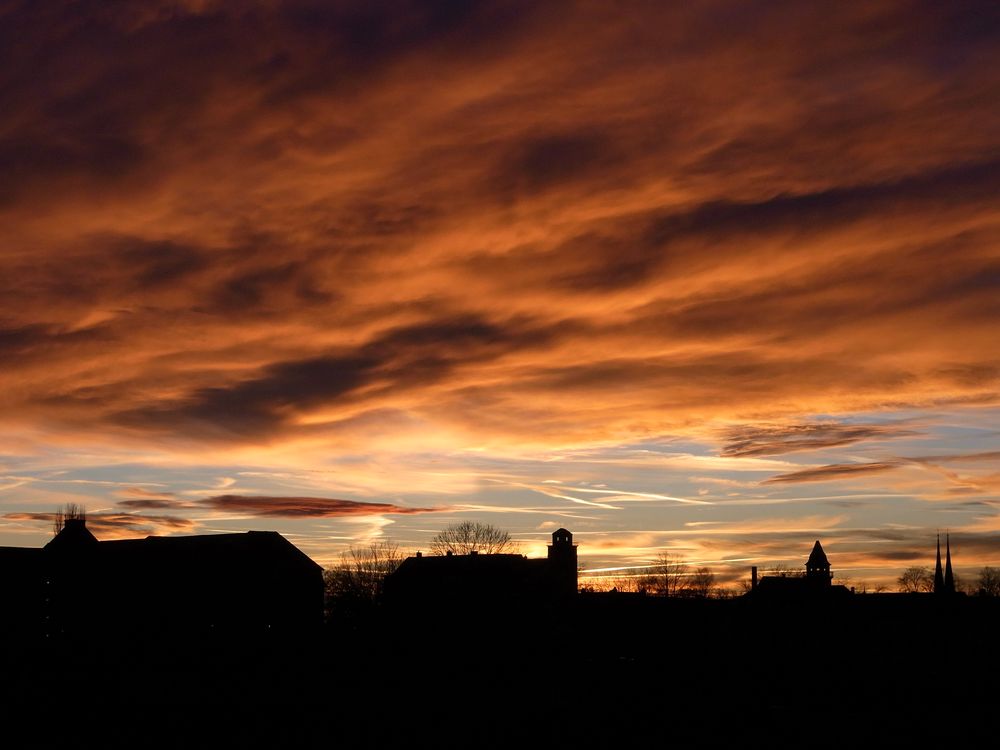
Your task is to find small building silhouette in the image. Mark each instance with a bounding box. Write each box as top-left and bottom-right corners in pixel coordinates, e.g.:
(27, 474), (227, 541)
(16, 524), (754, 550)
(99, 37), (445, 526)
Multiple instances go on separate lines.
(0, 517), (324, 641)
(805, 540), (832, 584)
(749, 540), (851, 599)
(384, 528), (578, 608)
(548, 527), (578, 593)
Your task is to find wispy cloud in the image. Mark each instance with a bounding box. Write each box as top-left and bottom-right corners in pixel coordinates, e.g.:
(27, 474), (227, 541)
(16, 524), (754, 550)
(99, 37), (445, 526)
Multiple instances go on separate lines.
(115, 486), (179, 502)
(762, 462), (901, 484)
(720, 422), (920, 457)
(567, 487), (710, 505)
(4, 511), (195, 538)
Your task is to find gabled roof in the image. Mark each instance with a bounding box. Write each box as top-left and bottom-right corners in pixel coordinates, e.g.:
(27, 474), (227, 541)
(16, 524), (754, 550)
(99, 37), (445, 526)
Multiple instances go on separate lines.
(806, 540), (829, 567)
(96, 530), (322, 573)
(27, 522), (321, 574)
(45, 518), (99, 552)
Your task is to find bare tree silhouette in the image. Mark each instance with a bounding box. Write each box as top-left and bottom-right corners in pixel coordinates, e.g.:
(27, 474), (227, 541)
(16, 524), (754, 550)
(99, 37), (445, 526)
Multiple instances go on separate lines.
(325, 539), (403, 621)
(430, 522), (515, 555)
(52, 503), (86, 536)
(643, 551), (690, 596)
(687, 566), (716, 598)
(897, 566), (934, 593)
(977, 566), (1000, 596)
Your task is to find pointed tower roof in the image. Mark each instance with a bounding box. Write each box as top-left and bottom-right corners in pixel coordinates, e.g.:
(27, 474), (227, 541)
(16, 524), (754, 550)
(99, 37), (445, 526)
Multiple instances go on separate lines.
(944, 534), (955, 594)
(806, 540), (829, 568)
(934, 534), (945, 594)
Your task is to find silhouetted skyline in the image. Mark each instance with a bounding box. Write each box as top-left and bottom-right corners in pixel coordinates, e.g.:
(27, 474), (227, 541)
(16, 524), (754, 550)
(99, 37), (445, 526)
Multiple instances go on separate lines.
(5, 516), (1000, 745)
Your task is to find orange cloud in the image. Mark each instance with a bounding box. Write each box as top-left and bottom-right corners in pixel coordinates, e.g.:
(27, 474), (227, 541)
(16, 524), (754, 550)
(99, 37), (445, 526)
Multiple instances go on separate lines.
(0, 2), (996, 455)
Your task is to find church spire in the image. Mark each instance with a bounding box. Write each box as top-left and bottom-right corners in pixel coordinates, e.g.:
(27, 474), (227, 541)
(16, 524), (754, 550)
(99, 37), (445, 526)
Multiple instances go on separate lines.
(934, 534), (945, 594)
(944, 533), (955, 595)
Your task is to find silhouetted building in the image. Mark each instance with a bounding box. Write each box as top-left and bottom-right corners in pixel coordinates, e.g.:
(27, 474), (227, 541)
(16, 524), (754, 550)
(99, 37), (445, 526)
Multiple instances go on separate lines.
(934, 534), (945, 593)
(0, 546), (47, 638)
(750, 540), (850, 599)
(548, 527), (578, 593)
(0, 518), (323, 641)
(805, 540), (832, 584)
(945, 534), (955, 593)
(384, 528), (578, 609)
(934, 533), (956, 595)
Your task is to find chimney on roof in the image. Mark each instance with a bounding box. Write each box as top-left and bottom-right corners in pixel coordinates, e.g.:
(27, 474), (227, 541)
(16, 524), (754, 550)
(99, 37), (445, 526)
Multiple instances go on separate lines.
(446, 551), (453, 557)
(470, 550), (478, 556)
(415, 551), (422, 558)
(751, 566), (758, 591)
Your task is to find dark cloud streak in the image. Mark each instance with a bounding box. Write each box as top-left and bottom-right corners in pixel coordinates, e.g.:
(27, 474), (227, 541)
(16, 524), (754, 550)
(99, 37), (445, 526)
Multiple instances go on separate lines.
(722, 422), (920, 457)
(111, 314), (567, 439)
(762, 462), (901, 485)
(202, 494), (442, 518)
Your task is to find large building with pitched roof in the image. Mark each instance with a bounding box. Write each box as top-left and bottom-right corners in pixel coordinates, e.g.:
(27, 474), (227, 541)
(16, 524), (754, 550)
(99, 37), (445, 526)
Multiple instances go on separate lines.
(0, 517), (324, 641)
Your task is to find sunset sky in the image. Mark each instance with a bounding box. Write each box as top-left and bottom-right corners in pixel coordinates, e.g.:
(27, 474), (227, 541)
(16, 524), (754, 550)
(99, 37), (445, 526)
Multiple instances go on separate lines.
(2, 1), (999, 588)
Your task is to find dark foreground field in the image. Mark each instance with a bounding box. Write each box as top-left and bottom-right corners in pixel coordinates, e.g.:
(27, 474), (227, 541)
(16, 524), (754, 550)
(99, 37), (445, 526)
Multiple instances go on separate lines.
(6, 595), (999, 747)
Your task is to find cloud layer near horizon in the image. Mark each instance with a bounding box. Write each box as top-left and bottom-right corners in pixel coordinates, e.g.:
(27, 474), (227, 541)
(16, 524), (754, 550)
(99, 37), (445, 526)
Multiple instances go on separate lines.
(1, 1), (999, 578)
